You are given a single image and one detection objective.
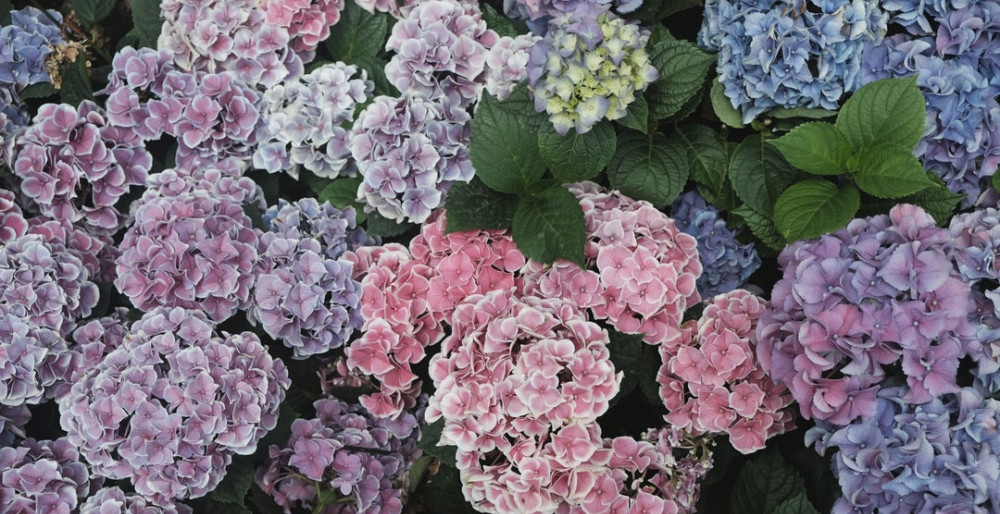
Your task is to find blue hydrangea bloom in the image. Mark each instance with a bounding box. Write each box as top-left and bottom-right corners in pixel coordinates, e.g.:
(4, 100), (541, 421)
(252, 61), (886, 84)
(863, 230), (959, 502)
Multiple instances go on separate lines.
(0, 7), (64, 91)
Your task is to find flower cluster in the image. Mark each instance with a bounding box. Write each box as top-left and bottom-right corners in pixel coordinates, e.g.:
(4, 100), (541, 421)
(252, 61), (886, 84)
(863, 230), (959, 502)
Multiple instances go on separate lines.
(26, 216), (119, 283)
(526, 5), (657, 134)
(11, 101), (152, 233)
(353, 0), (422, 18)
(115, 168), (260, 321)
(427, 290), (620, 512)
(0, 7), (63, 92)
(100, 48), (262, 169)
(809, 383), (1000, 512)
(254, 62), (372, 178)
(483, 34), (540, 101)
(259, 0), (344, 62)
(505, 0), (644, 22)
(349, 94), (472, 223)
(68, 308), (130, 383)
(59, 307), (289, 506)
(386, 0), (498, 109)
(700, 0), (887, 123)
(0, 437), (99, 513)
(756, 204), (975, 425)
(265, 197), (376, 259)
(671, 190), (760, 298)
(79, 487), (192, 514)
(522, 182), (702, 345)
(658, 290), (795, 453)
(0, 315), (71, 407)
(0, 188), (26, 243)
(255, 393), (424, 513)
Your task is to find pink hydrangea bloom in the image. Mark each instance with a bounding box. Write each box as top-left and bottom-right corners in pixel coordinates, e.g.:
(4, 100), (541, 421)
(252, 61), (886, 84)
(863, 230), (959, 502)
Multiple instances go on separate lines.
(657, 290), (795, 454)
(260, 0), (344, 62)
(0, 437), (100, 513)
(79, 486), (192, 514)
(0, 188), (28, 243)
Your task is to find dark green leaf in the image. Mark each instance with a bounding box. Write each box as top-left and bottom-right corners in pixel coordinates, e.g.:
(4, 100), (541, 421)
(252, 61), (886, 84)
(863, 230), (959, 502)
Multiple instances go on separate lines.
(607, 131), (689, 208)
(497, 84), (548, 134)
(646, 40), (715, 121)
(905, 180), (965, 225)
(197, 500), (251, 514)
(470, 92), (547, 194)
(617, 95), (649, 134)
(769, 122), (852, 176)
(318, 177), (367, 224)
(357, 54), (400, 97)
(0, 0), (11, 25)
(59, 57), (94, 106)
(249, 484), (285, 514)
(660, 83), (705, 124)
(852, 145), (935, 198)
(728, 135), (804, 217)
(607, 330), (645, 407)
(365, 211), (415, 238)
(836, 76), (926, 151)
(71, 0), (115, 26)
(774, 492), (822, 514)
(326, 0), (391, 61)
(130, 0), (163, 49)
(512, 186), (586, 267)
(785, 445), (841, 513)
(205, 455), (255, 505)
(299, 169), (333, 195)
(18, 82), (57, 100)
(773, 180), (860, 242)
(537, 120), (616, 182)
(629, 0), (700, 23)
(408, 455), (436, 494)
(731, 448), (810, 514)
(481, 2), (519, 38)
(768, 106), (838, 120)
(676, 123), (728, 198)
(444, 178), (517, 232)
(732, 205), (786, 251)
(710, 79), (745, 128)
(417, 419), (457, 468)
(420, 462), (480, 513)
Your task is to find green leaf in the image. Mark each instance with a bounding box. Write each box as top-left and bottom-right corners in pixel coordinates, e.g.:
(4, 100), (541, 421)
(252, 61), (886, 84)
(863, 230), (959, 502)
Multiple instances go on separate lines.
(443, 178), (517, 233)
(835, 76), (926, 151)
(59, 57), (94, 106)
(0, 0), (11, 25)
(481, 2), (519, 38)
(318, 177), (367, 224)
(537, 120), (616, 182)
(676, 123), (728, 198)
(905, 180), (965, 224)
(607, 131), (689, 209)
(205, 454), (255, 505)
(617, 95), (649, 134)
(130, 0), (163, 49)
(731, 448), (811, 514)
(357, 54), (399, 97)
(366, 211), (415, 238)
(769, 122), (852, 175)
(728, 135), (804, 217)
(512, 186), (586, 267)
(768, 106), (838, 120)
(19, 82), (57, 100)
(710, 80), (746, 128)
(607, 330), (645, 407)
(71, 0), (115, 26)
(773, 180), (860, 242)
(498, 84), (548, 134)
(326, 0), (391, 61)
(417, 419), (457, 468)
(646, 39), (715, 121)
(773, 492), (822, 514)
(994, 169), (1000, 194)
(470, 92), (547, 194)
(852, 145), (935, 198)
(732, 205), (786, 251)
(629, 0), (700, 23)
(419, 462), (481, 513)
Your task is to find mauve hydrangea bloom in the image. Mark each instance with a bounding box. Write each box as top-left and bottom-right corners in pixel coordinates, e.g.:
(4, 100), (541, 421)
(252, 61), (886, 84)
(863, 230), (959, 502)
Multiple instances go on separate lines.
(59, 307), (290, 506)
(0, 8), (64, 91)
(526, 5), (657, 134)
(386, 0), (499, 109)
(522, 182), (702, 345)
(265, 198), (377, 259)
(808, 383), (1000, 513)
(671, 190), (760, 298)
(68, 308), (129, 383)
(427, 289), (621, 513)
(259, 0), (345, 63)
(11, 100), (152, 233)
(484, 34), (540, 101)
(505, 0), (644, 21)
(115, 168), (261, 322)
(0, 315), (70, 407)
(700, 0), (887, 123)
(0, 437), (100, 513)
(0, 188), (28, 243)
(658, 290), (795, 454)
(756, 204), (976, 426)
(255, 393), (424, 514)
(349, 94), (473, 223)
(353, 0), (423, 18)
(254, 62), (373, 179)
(79, 487), (193, 514)
(0, 404), (29, 446)
(26, 217), (120, 284)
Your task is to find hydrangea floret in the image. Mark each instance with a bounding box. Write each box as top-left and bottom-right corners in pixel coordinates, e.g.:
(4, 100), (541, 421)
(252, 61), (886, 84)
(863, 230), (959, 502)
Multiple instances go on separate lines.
(79, 487), (193, 514)
(658, 290), (795, 454)
(526, 5), (658, 134)
(0, 437), (100, 513)
(756, 204), (975, 426)
(59, 307), (290, 506)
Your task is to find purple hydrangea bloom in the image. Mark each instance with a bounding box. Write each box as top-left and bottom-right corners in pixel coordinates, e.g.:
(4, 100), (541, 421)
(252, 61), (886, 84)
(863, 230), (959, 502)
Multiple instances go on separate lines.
(264, 198), (377, 260)
(504, 0), (644, 22)
(0, 7), (64, 90)
(484, 34), (540, 101)
(11, 101), (152, 233)
(59, 307), (290, 506)
(349, 94), (473, 223)
(79, 487), (193, 514)
(0, 188), (28, 244)
(385, 0), (499, 110)
(255, 391), (424, 514)
(254, 62), (373, 179)
(0, 315), (71, 407)
(115, 168), (262, 322)
(67, 308), (130, 384)
(756, 204), (976, 426)
(700, 0), (888, 123)
(0, 437), (100, 513)
(671, 190), (760, 298)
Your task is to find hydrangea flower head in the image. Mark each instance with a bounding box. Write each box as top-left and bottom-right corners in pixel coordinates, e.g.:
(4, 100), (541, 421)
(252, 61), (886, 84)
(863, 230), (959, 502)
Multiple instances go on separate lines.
(484, 34), (540, 100)
(0, 188), (28, 244)
(757, 204), (975, 425)
(526, 6), (658, 134)
(265, 197), (376, 260)
(79, 487), (193, 514)
(0, 437), (99, 513)
(59, 307), (289, 506)
(0, 7), (64, 90)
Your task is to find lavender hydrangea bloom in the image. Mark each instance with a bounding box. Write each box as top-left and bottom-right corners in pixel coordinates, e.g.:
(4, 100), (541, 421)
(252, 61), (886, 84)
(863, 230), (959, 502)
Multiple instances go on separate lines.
(808, 384), (1000, 512)
(484, 34), (540, 101)
(701, 0), (887, 123)
(0, 188), (28, 243)
(254, 62), (373, 179)
(756, 204), (976, 426)
(504, 0), (644, 22)
(264, 198), (377, 259)
(255, 393), (424, 514)
(385, 0), (499, 109)
(671, 190), (760, 298)
(59, 307), (290, 506)
(349, 95), (473, 223)
(0, 8), (64, 90)
(79, 487), (193, 514)
(0, 437), (100, 513)
(115, 168), (261, 322)
(0, 315), (72, 407)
